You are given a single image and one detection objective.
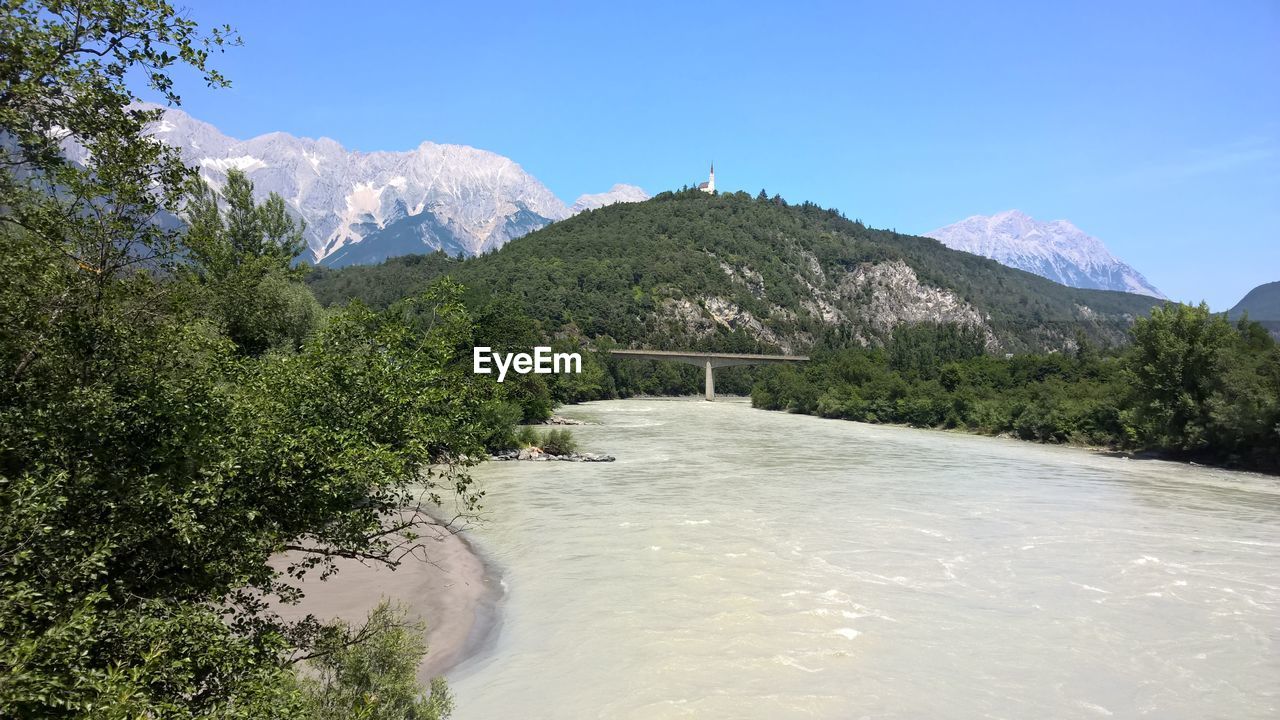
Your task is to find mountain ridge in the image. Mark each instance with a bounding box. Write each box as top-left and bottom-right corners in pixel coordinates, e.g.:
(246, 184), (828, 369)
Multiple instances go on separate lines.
(1229, 281), (1280, 321)
(138, 104), (648, 265)
(309, 190), (1164, 354)
(570, 184), (650, 214)
(1229, 281), (1280, 339)
(925, 210), (1165, 299)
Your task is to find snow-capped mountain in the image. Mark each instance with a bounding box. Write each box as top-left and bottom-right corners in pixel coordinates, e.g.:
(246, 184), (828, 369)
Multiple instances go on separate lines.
(569, 184), (650, 214)
(142, 105), (646, 266)
(925, 210), (1165, 298)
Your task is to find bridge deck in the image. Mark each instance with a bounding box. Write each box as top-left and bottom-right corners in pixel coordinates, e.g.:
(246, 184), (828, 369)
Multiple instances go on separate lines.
(607, 349), (809, 362)
(607, 349), (809, 401)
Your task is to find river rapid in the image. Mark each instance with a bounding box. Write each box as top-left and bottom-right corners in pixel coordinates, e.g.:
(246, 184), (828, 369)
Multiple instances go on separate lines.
(447, 398), (1278, 719)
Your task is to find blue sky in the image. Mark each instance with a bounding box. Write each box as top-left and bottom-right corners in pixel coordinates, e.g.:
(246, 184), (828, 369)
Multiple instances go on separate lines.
(153, 1), (1278, 309)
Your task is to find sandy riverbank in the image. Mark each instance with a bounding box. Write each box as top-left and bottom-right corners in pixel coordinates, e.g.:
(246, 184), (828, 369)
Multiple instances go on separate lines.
(273, 520), (500, 683)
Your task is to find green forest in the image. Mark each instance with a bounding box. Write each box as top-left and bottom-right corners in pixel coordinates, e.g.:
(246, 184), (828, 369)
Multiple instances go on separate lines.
(309, 188), (1163, 354)
(752, 311), (1280, 473)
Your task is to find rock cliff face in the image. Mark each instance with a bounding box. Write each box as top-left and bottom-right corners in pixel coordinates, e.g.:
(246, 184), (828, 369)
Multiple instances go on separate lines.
(139, 104), (646, 265)
(694, 257), (992, 351)
(835, 261), (996, 346)
(658, 295), (798, 353)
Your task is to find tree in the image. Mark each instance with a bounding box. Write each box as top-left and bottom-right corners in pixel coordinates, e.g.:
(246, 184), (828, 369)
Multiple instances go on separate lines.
(1, 3), (495, 716)
(183, 169), (320, 355)
(185, 169), (307, 275)
(888, 322), (986, 379)
(1, 248), (488, 715)
(470, 295), (553, 422)
(298, 602), (453, 720)
(1, 0), (239, 279)
(1123, 303), (1236, 452)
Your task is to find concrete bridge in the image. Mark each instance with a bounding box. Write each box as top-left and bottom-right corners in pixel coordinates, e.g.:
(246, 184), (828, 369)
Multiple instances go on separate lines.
(608, 349), (809, 401)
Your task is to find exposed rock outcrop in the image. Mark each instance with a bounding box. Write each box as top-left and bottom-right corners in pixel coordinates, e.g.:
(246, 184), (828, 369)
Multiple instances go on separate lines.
(699, 296), (792, 352)
(717, 260), (766, 299)
(490, 449), (615, 462)
(541, 415), (587, 426)
(835, 260), (996, 348)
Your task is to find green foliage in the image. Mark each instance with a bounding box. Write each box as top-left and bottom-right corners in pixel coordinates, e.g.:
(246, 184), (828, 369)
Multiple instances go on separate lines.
(1, 4), (509, 716)
(546, 339), (612, 403)
(184, 170), (321, 354)
(308, 252), (463, 310)
(504, 426), (579, 455)
(511, 425), (542, 449)
(297, 602), (453, 720)
(473, 401), (528, 453)
(0, 229), (493, 714)
(888, 322), (986, 379)
(539, 429), (579, 456)
(755, 313), (1280, 473)
(231, 272), (324, 353)
(186, 169), (307, 273)
(469, 296), (554, 422)
(1124, 304), (1280, 467)
(1, 0), (239, 282)
(1123, 303), (1235, 451)
(755, 340), (1131, 448)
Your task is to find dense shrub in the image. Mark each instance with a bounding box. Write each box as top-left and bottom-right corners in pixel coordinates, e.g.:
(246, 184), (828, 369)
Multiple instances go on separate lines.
(754, 313), (1280, 473)
(540, 429), (579, 456)
(503, 426), (579, 455)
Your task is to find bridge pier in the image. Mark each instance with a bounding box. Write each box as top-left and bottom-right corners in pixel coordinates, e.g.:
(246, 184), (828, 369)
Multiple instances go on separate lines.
(607, 349), (809, 402)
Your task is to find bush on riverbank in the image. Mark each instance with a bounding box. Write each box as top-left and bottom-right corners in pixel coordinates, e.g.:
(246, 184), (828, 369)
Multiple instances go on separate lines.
(298, 602), (453, 720)
(506, 426), (579, 455)
(540, 429), (579, 456)
(754, 308), (1280, 473)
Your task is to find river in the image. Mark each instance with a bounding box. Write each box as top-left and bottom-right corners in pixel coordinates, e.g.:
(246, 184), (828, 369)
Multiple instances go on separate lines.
(446, 398), (1279, 719)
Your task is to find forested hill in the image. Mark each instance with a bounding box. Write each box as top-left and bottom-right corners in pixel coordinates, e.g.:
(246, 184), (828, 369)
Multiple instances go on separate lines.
(307, 189), (1163, 352)
(1230, 281), (1280, 321)
(1230, 281), (1280, 339)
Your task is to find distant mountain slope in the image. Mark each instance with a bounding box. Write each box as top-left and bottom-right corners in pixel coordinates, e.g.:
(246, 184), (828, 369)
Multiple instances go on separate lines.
(926, 210), (1165, 298)
(140, 105), (644, 265)
(309, 190), (1163, 353)
(1229, 281), (1280, 321)
(1229, 282), (1280, 339)
(570, 184), (650, 214)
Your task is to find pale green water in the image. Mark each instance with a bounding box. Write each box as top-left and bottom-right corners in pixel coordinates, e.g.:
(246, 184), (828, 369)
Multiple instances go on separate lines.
(448, 398), (1279, 719)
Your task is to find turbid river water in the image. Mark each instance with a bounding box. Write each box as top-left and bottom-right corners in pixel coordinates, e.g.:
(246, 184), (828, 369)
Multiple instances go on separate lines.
(447, 398), (1278, 719)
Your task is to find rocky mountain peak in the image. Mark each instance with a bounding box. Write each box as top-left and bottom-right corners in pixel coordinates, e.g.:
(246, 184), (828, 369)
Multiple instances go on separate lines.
(570, 184), (651, 214)
(926, 210), (1165, 298)
(139, 104), (642, 266)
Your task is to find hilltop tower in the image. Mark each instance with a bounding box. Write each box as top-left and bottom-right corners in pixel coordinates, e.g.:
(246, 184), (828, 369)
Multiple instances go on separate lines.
(698, 163), (715, 194)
